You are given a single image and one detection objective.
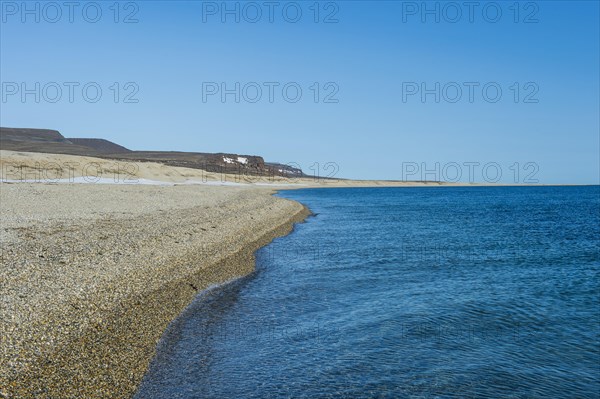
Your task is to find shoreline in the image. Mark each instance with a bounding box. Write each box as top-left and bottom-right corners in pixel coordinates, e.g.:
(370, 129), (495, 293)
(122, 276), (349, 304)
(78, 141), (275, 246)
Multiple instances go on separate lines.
(1, 150), (591, 398)
(0, 183), (311, 398)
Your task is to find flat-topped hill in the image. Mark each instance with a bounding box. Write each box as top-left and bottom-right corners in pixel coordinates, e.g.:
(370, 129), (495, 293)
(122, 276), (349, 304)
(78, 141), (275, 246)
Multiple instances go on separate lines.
(0, 127), (304, 177)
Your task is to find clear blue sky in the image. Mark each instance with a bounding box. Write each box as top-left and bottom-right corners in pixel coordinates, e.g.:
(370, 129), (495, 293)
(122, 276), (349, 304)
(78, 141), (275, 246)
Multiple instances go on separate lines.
(1, 1), (598, 184)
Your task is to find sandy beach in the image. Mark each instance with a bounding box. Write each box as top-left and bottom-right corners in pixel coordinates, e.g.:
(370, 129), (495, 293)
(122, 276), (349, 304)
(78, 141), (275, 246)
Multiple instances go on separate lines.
(0, 181), (309, 398)
(0, 150), (467, 188)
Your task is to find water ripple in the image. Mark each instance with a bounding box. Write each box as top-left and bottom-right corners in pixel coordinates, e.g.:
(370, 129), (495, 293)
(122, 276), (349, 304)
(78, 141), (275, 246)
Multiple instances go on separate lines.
(135, 187), (600, 399)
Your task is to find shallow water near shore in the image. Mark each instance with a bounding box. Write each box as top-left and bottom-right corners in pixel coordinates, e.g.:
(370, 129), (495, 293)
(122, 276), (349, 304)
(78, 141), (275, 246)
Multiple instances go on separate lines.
(135, 186), (600, 399)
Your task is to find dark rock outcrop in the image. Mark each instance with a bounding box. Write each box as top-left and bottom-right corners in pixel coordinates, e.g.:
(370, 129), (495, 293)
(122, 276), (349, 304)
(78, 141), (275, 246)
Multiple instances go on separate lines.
(0, 127), (305, 177)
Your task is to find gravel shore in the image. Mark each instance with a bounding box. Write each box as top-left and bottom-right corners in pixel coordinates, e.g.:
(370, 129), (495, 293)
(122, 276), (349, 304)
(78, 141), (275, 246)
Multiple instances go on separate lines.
(0, 183), (310, 398)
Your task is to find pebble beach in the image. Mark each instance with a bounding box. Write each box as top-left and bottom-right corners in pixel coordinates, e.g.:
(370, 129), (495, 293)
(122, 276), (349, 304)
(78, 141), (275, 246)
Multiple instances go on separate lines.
(0, 183), (310, 398)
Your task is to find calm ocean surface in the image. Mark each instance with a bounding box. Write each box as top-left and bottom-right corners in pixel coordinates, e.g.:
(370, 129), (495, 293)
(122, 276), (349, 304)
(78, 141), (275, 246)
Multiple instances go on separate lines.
(135, 186), (600, 399)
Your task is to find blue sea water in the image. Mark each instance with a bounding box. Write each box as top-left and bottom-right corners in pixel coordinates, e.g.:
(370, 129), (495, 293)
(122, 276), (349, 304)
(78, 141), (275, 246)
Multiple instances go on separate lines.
(135, 186), (600, 399)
